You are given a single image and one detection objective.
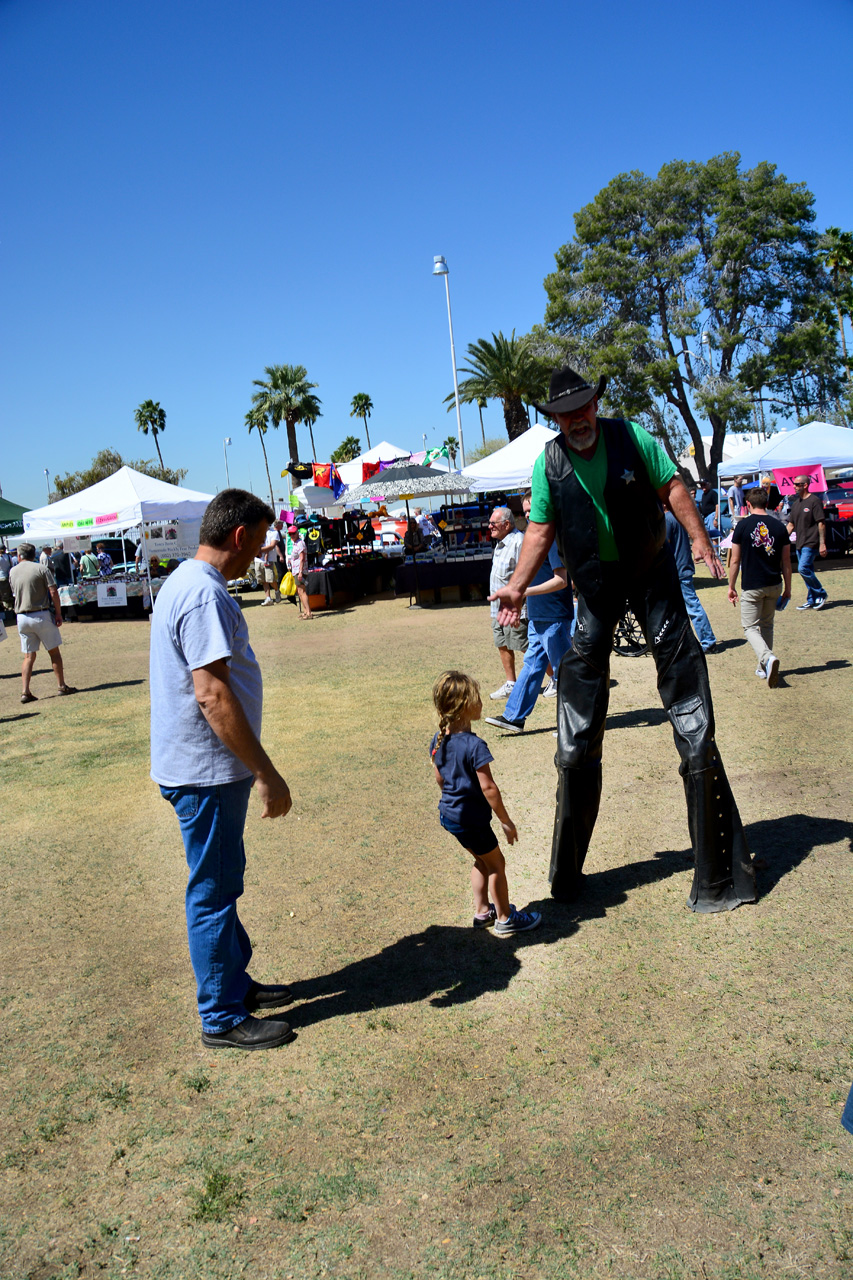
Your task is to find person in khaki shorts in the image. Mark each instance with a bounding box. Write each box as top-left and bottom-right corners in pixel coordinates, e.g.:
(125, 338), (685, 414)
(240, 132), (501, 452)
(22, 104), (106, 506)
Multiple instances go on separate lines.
(727, 488), (791, 686)
(487, 508), (528, 699)
(9, 543), (77, 704)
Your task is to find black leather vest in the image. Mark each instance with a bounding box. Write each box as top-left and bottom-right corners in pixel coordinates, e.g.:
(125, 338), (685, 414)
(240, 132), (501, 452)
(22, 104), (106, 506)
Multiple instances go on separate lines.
(543, 418), (666, 599)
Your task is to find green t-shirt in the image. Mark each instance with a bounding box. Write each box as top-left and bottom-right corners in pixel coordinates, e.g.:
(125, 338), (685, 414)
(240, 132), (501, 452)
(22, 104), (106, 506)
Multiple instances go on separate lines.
(529, 420), (676, 561)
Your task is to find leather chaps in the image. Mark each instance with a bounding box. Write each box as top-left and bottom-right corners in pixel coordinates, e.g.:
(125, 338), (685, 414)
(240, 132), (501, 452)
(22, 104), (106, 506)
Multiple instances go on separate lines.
(550, 551), (756, 912)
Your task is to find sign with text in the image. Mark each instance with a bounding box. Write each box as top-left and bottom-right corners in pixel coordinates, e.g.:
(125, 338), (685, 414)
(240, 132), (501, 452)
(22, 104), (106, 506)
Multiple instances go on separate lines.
(142, 518), (202, 562)
(96, 581), (127, 608)
(773, 465), (827, 495)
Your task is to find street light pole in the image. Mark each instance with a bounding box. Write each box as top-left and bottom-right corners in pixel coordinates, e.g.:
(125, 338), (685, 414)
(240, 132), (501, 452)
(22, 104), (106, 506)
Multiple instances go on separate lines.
(223, 437), (232, 489)
(43, 468), (50, 503)
(433, 256), (466, 468)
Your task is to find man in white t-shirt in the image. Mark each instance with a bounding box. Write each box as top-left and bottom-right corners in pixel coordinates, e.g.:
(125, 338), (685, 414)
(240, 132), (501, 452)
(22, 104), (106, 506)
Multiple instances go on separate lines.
(259, 520), (287, 605)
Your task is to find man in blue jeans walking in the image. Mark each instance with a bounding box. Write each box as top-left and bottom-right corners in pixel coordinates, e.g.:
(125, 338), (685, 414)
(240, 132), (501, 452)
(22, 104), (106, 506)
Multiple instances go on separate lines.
(786, 475), (828, 609)
(485, 492), (574, 733)
(150, 489), (297, 1051)
(665, 510), (717, 654)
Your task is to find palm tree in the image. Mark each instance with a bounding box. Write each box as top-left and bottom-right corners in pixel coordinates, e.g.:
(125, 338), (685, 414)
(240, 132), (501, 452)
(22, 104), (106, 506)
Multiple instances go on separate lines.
(251, 364), (321, 463)
(818, 227), (853, 379)
(442, 436), (459, 467)
(476, 394), (487, 446)
(446, 331), (546, 442)
(134, 400), (167, 472)
(245, 407), (276, 510)
(303, 407), (322, 462)
(331, 435), (361, 463)
(350, 393), (373, 450)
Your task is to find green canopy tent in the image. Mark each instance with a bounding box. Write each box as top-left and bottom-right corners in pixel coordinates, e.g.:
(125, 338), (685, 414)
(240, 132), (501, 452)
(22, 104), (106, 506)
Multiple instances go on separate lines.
(0, 497), (29, 538)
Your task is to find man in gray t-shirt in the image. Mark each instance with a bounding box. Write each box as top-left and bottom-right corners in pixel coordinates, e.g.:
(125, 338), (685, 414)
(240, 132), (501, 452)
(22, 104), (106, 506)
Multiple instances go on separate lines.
(150, 490), (297, 1052)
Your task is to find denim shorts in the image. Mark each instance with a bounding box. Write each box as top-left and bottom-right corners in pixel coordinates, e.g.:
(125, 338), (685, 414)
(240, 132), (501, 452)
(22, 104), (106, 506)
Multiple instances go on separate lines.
(440, 815), (498, 857)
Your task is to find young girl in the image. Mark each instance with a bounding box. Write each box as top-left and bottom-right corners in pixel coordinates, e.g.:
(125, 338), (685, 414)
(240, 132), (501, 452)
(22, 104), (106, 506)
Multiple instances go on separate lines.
(431, 670), (542, 935)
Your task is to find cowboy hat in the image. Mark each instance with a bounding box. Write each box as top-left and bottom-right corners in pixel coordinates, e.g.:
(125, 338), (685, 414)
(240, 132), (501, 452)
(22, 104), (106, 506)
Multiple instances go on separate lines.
(534, 366), (606, 416)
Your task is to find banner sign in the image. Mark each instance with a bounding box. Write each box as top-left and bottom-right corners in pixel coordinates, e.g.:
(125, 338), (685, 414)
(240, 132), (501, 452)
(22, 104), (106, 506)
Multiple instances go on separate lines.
(142, 518), (202, 562)
(96, 581), (127, 608)
(773, 464), (827, 495)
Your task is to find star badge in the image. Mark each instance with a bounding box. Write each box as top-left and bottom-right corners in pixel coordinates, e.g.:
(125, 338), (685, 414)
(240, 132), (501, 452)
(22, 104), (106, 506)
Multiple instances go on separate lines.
(621, 469), (635, 484)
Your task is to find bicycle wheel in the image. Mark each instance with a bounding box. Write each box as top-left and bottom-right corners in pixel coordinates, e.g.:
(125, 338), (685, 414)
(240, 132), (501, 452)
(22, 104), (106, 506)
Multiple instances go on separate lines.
(612, 608), (649, 658)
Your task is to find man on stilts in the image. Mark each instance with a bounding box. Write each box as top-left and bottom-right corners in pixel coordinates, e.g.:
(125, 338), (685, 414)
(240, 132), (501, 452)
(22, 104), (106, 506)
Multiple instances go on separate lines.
(490, 367), (756, 913)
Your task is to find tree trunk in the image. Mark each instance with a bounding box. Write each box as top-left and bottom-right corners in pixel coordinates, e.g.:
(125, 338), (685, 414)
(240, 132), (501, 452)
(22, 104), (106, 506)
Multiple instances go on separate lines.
(154, 433), (165, 474)
(502, 394), (529, 441)
(286, 419), (300, 464)
(259, 432), (275, 511)
(308, 424), (317, 462)
(478, 404), (486, 446)
(364, 419), (371, 450)
(836, 304), (849, 379)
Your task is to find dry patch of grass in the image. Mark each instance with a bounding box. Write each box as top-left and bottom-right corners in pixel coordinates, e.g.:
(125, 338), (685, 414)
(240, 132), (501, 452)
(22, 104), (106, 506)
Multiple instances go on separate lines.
(1, 563), (851, 1278)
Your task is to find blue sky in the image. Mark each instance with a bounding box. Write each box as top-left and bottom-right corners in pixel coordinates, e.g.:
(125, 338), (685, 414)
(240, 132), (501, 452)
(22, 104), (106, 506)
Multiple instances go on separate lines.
(2, 0), (851, 507)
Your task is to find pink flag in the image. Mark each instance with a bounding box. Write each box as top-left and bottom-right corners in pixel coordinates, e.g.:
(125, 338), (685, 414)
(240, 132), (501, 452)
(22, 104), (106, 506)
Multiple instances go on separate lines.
(773, 464), (827, 496)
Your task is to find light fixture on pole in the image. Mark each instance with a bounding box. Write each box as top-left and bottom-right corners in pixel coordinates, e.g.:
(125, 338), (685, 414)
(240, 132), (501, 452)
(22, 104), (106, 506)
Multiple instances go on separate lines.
(223, 437), (232, 489)
(43, 468), (50, 502)
(432, 256), (466, 468)
(701, 330), (714, 375)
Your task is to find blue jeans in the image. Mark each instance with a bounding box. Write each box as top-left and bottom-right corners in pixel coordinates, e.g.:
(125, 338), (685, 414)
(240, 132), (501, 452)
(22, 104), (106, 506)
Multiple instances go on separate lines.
(796, 544), (826, 604)
(160, 778), (254, 1033)
(679, 572), (716, 651)
(504, 618), (572, 723)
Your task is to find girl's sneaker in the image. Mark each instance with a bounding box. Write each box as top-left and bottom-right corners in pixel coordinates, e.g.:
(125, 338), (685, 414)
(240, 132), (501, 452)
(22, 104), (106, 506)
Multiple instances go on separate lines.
(473, 905), (497, 929)
(494, 905), (542, 935)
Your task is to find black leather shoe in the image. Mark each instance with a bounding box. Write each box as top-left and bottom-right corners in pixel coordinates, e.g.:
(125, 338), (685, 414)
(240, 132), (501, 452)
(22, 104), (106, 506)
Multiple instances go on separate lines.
(201, 1014), (295, 1050)
(244, 979), (294, 1011)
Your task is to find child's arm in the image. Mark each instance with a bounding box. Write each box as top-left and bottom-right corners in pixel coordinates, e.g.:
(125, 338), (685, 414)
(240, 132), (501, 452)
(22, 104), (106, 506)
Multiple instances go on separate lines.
(475, 764), (518, 845)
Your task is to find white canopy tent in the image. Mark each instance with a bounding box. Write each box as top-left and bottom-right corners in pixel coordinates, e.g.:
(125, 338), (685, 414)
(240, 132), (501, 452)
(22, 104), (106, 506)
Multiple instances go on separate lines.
(460, 423), (559, 492)
(335, 441), (412, 488)
(717, 423), (853, 478)
(22, 467), (214, 539)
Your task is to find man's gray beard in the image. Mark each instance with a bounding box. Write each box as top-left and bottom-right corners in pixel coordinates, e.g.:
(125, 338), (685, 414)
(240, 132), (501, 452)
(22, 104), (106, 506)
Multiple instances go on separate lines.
(565, 426), (597, 452)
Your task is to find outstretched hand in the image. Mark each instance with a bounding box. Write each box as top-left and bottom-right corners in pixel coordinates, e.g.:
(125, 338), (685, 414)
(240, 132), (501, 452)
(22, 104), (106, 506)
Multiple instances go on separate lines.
(488, 585), (525, 628)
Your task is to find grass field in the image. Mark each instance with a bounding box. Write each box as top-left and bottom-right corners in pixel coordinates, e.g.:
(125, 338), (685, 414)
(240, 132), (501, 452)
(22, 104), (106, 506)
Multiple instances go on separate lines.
(1, 560), (852, 1280)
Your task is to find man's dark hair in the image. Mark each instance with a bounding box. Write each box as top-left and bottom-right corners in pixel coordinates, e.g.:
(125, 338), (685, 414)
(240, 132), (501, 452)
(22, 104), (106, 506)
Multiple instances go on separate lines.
(747, 488), (769, 509)
(18, 543), (36, 561)
(200, 489), (275, 548)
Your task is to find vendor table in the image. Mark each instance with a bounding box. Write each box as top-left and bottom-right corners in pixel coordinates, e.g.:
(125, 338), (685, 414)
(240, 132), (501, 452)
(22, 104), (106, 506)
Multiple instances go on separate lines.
(58, 577), (164, 613)
(394, 557), (491, 603)
(303, 558), (398, 607)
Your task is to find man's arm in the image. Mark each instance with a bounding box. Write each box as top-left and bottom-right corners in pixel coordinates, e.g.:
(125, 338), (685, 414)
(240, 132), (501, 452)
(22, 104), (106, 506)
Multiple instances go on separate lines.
(818, 520), (827, 557)
(191, 659), (292, 819)
(48, 583), (63, 627)
(726, 543), (742, 606)
(781, 544), (792, 599)
(488, 520), (554, 625)
(659, 476), (725, 579)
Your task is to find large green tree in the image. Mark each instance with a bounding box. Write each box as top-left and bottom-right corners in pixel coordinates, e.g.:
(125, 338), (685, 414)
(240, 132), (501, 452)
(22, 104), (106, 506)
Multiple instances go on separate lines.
(251, 364), (321, 464)
(448, 331), (547, 442)
(134, 400), (167, 473)
(54, 449), (187, 499)
(537, 154), (846, 481)
(350, 393), (373, 450)
(817, 226), (853, 378)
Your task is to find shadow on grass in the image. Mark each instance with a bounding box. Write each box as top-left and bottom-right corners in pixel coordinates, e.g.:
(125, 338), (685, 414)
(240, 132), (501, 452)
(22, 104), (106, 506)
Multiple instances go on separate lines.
(747, 812), (853, 897)
(76, 679), (147, 693)
(289, 814), (847, 1027)
(0, 711), (40, 724)
(288, 849), (692, 1026)
(781, 658), (850, 679)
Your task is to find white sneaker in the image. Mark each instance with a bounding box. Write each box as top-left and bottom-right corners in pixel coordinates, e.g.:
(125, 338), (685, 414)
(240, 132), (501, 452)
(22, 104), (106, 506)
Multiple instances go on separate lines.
(764, 652), (780, 688)
(755, 666), (767, 679)
(489, 680), (515, 700)
(261, 597), (275, 606)
(542, 677), (558, 698)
